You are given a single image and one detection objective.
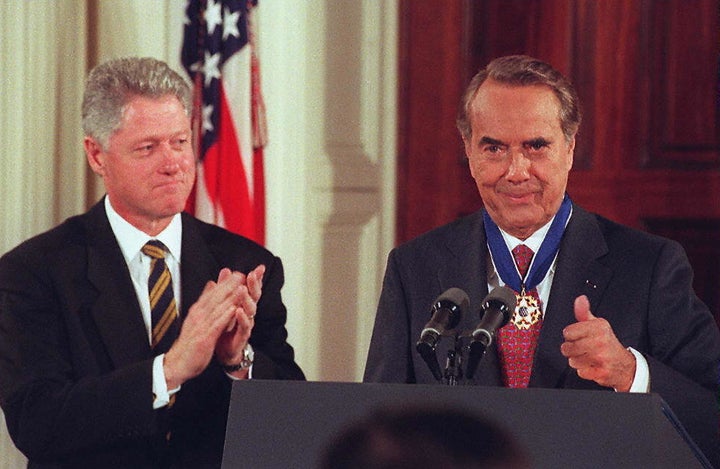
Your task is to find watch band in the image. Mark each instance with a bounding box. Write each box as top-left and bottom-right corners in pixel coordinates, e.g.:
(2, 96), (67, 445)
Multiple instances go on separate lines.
(222, 343), (254, 373)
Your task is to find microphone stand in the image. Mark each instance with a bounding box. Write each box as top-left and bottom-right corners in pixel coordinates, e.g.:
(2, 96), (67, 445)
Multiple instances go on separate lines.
(442, 334), (464, 386)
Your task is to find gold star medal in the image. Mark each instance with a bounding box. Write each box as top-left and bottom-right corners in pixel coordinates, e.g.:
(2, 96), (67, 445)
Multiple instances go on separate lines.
(511, 286), (542, 330)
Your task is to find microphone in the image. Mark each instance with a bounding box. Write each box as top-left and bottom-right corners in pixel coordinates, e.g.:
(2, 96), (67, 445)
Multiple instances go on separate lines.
(416, 288), (469, 381)
(465, 286), (516, 379)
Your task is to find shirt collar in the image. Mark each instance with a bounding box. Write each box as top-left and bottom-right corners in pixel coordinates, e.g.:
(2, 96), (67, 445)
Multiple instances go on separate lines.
(104, 196), (183, 264)
(499, 216), (554, 254)
(495, 207), (573, 276)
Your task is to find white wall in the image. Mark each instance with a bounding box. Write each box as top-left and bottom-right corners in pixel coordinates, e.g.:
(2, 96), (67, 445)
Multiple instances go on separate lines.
(0, 1), (397, 466)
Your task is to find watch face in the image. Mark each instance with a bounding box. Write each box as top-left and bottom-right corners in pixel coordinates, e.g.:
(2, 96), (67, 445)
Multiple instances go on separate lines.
(223, 344), (254, 372)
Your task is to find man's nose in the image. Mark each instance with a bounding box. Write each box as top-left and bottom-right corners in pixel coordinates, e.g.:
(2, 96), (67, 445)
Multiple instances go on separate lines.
(505, 150), (531, 181)
(159, 143), (181, 173)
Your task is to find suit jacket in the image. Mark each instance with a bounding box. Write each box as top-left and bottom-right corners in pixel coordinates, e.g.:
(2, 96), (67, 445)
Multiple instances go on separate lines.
(364, 203), (720, 466)
(0, 200), (305, 468)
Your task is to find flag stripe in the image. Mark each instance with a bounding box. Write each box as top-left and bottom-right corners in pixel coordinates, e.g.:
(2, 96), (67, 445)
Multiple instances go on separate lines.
(181, 0), (265, 244)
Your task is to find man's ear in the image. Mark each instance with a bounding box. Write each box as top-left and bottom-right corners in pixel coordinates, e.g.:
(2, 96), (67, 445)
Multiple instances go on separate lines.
(463, 135), (478, 178)
(84, 136), (105, 176)
(566, 136), (576, 170)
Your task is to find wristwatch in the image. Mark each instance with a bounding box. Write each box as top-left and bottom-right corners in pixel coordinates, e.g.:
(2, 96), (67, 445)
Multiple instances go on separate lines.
(222, 343), (254, 373)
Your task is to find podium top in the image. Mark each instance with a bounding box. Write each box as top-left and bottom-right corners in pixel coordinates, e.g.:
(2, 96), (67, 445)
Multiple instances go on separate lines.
(222, 380), (709, 469)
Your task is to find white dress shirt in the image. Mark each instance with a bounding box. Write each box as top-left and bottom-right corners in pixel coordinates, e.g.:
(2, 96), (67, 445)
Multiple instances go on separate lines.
(104, 197), (182, 408)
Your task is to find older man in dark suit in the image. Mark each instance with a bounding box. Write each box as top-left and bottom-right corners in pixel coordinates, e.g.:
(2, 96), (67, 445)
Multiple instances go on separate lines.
(364, 55), (720, 466)
(0, 57), (304, 468)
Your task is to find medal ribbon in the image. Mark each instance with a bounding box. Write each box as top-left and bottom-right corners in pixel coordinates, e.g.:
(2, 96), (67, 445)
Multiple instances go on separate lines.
(483, 194), (572, 292)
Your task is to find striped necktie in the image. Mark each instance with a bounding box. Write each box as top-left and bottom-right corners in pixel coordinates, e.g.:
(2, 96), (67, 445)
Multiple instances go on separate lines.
(142, 240), (179, 353)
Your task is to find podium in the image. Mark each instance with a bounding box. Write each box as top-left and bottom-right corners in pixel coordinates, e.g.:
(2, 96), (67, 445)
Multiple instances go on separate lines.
(222, 380), (710, 468)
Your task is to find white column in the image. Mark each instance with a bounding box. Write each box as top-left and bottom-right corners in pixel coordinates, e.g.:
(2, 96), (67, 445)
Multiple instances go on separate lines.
(0, 0), (88, 256)
(259, 0), (398, 381)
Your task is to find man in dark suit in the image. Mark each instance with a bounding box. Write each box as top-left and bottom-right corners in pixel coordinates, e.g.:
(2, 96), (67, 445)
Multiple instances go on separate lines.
(0, 57), (304, 468)
(364, 55), (720, 466)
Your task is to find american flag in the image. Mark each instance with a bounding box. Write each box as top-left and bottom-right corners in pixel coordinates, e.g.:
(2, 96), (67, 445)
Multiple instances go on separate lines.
(181, 0), (267, 245)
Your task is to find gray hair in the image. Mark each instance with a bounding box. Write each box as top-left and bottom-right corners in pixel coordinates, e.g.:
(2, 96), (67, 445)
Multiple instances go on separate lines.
(456, 55), (582, 142)
(81, 57), (192, 149)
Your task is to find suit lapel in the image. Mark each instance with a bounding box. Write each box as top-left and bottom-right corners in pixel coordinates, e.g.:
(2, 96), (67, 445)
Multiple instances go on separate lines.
(530, 205), (612, 388)
(437, 212), (489, 303)
(179, 215), (219, 318)
(84, 202), (152, 368)
(437, 212), (501, 386)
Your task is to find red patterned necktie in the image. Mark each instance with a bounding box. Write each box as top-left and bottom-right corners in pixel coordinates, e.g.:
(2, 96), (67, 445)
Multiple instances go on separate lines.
(496, 244), (543, 388)
(142, 240), (180, 353)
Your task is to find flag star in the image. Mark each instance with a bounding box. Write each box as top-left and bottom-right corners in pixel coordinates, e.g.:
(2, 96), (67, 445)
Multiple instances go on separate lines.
(222, 7), (240, 40)
(203, 51), (221, 87)
(202, 104), (215, 134)
(205, 0), (222, 36)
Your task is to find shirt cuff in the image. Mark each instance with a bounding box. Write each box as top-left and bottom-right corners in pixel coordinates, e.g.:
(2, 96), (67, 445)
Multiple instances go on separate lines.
(152, 354), (181, 409)
(624, 347), (650, 393)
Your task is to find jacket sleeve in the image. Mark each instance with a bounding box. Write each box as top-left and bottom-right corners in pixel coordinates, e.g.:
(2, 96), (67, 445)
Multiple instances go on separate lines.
(247, 255), (305, 381)
(642, 240), (720, 466)
(0, 249), (160, 461)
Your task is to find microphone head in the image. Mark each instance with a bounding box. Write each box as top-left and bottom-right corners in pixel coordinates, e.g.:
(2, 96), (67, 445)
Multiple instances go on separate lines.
(431, 287), (469, 333)
(482, 286), (516, 327)
(466, 286), (516, 380)
(436, 287), (470, 312)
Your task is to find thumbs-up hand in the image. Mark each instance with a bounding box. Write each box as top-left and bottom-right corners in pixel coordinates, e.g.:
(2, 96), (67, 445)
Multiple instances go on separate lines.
(560, 295), (636, 391)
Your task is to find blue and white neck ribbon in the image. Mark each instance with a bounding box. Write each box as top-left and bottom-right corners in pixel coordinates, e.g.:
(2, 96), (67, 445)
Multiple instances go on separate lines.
(483, 194), (572, 293)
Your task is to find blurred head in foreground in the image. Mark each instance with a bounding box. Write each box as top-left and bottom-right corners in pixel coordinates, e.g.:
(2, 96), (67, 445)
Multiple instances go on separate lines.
(321, 405), (529, 469)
